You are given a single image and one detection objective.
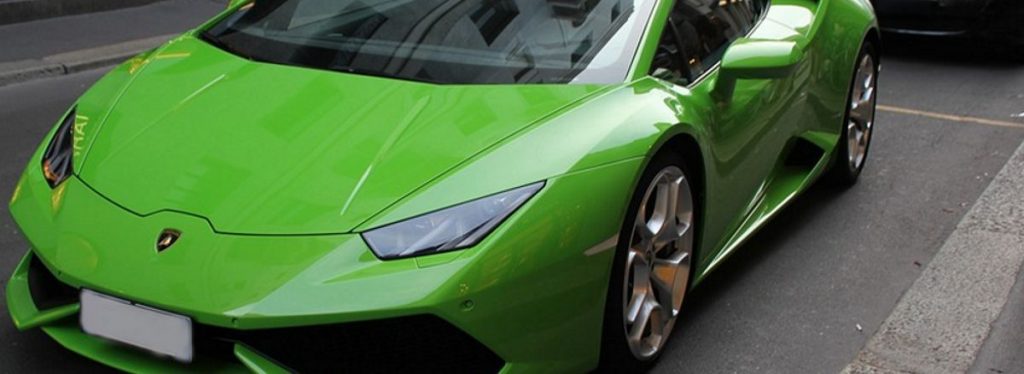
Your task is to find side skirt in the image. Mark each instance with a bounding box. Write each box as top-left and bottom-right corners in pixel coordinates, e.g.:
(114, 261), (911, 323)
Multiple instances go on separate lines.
(694, 133), (835, 284)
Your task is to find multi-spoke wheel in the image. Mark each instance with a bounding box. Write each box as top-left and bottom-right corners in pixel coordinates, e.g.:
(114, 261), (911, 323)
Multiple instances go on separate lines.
(847, 53), (876, 171)
(828, 42), (878, 185)
(601, 153), (696, 369)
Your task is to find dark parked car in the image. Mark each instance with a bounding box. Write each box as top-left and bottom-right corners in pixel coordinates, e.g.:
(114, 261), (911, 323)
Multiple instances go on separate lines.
(873, 0), (1023, 57)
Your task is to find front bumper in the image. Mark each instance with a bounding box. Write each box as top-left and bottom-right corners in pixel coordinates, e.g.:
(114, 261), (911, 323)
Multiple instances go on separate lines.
(7, 148), (642, 372)
(8, 250), (505, 372)
(7, 251), (249, 373)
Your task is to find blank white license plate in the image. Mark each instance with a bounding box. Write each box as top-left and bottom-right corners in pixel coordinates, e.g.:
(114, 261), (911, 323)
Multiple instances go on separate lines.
(80, 289), (193, 362)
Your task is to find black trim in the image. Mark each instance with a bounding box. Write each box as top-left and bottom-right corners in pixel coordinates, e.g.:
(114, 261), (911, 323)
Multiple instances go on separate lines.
(27, 254), (79, 311)
(41, 108), (76, 188)
(198, 315), (505, 373)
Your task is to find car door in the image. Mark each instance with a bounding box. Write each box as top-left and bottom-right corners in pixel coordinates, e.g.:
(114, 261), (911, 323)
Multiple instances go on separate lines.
(649, 0), (815, 267)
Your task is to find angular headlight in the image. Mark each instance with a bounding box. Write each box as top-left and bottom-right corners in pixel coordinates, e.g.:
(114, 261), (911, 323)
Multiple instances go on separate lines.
(41, 108), (76, 188)
(362, 182), (544, 260)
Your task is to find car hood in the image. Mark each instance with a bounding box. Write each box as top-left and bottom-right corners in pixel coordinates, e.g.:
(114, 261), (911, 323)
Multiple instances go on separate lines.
(77, 37), (605, 235)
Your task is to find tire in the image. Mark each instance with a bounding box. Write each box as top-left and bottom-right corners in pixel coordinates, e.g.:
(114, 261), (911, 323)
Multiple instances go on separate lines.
(826, 41), (879, 186)
(1013, 47), (1024, 64)
(978, 0), (1024, 62)
(599, 150), (697, 372)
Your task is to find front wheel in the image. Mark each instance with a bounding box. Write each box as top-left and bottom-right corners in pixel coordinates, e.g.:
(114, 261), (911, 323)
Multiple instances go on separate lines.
(827, 42), (878, 186)
(600, 152), (696, 371)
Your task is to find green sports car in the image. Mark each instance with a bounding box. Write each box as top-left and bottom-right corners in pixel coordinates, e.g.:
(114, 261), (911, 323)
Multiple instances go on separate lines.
(6, 0), (879, 371)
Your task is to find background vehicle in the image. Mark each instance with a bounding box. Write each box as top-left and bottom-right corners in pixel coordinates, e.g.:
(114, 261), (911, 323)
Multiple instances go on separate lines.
(873, 0), (1023, 58)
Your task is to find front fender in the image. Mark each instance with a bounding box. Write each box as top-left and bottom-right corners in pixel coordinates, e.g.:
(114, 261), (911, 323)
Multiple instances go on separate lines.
(358, 78), (712, 231)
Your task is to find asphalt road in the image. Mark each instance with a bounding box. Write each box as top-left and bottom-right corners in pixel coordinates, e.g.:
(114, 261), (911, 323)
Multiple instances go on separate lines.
(0, 0), (223, 63)
(1, 35), (1023, 373)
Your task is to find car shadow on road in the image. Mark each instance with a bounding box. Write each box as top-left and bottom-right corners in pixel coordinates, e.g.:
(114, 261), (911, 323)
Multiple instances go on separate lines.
(665, 181), (846, 347)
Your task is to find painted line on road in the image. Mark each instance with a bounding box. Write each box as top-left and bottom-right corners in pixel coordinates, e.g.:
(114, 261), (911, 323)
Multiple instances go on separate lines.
(878, 104), (1024, 130)
(843, 134), (1024, 372)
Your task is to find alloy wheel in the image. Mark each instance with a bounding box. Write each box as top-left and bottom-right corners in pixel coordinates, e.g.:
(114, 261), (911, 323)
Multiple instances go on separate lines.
(847, 53), (877, 171)
(622, 166), (695, 359)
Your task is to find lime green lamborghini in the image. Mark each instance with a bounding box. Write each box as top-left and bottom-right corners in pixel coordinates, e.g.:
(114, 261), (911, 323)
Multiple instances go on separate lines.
(7, 0), (879, 371)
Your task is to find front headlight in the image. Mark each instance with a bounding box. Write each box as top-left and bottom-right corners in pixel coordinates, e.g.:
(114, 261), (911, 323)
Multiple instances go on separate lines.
(362, 182), (544, 260)
(41, 108), (76, 188)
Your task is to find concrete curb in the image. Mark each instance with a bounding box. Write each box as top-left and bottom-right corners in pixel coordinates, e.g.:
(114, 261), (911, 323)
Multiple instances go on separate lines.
(843, 138), (1024, 373)
(0, 34), (174, 88)
(0, 0), (165, 25)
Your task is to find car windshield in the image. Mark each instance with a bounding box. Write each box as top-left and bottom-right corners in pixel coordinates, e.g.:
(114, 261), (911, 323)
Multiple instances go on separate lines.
(201, 0), (656, 84)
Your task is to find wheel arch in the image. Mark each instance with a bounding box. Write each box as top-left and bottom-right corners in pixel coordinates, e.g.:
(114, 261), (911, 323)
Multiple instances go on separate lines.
(659, 133), (706, 216)
(864, 27), (882, 59)
(641, 129), (708, 270)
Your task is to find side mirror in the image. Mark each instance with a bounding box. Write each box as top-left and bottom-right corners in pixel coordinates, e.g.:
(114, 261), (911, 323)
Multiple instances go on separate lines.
(713, 38), (804, 101)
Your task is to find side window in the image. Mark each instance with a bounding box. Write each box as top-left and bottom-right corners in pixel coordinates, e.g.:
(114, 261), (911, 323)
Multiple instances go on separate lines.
(650, 0), (766, 85)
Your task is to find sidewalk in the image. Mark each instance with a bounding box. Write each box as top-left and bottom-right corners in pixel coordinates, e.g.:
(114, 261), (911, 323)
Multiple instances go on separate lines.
(0, 0), (222, 63)
(0, 0), (163, 25)
(971, 265), (1024, 373)
(844, 137), (1024, 373)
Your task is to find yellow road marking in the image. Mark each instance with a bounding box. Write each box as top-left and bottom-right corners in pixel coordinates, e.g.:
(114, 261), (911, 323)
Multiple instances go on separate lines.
(878, 105), (1024, 130)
